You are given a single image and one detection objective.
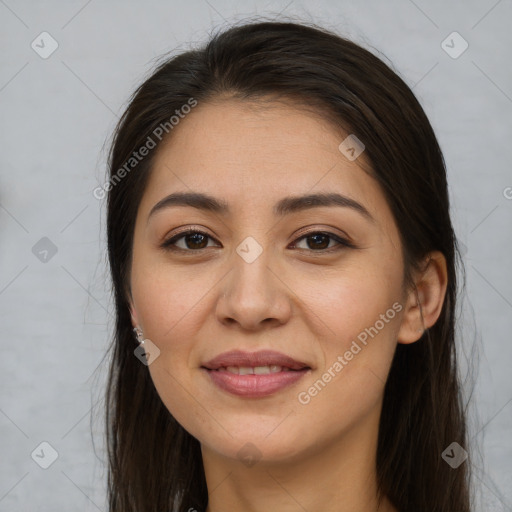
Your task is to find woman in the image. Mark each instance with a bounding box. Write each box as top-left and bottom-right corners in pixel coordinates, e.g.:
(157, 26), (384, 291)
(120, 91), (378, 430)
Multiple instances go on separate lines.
(104, 19), (471, 512)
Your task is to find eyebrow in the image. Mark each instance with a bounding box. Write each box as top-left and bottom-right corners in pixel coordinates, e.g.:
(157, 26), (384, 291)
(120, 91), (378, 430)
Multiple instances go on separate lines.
(147, 191), (375, 223)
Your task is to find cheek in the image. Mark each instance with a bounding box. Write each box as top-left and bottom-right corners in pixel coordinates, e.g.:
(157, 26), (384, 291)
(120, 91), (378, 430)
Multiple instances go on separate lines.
(130, 265), (209, 435)
(291, 257), (402, 403)
(130, 253), (216, 344)
(292, 284), (400, 445)
(294, 255), (403, 348)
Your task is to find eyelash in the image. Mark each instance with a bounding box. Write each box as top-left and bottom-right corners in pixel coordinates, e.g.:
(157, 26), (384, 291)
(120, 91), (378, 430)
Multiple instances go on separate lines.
(160, 227), (355, 254)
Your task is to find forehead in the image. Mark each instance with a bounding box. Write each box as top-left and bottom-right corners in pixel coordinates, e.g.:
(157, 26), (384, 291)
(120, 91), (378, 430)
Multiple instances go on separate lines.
(139, 99), (389, 224)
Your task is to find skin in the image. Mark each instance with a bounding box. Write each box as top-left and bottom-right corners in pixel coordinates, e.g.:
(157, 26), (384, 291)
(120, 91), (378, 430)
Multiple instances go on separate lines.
(128, 99), (448, 512)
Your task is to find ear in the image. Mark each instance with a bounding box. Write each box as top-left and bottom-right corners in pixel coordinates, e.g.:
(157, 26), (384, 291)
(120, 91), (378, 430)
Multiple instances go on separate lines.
(125, 282), (139, 329)
(128, 300), (139, 329)
(397, 250), (448, 344)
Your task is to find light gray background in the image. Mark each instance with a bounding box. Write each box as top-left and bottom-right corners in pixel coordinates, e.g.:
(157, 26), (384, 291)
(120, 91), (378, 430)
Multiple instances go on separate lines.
(1, 1), (511, 510)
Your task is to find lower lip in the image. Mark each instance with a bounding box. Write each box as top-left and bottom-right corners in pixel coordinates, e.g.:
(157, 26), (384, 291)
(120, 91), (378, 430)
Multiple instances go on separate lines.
(203, 368), (310, 397)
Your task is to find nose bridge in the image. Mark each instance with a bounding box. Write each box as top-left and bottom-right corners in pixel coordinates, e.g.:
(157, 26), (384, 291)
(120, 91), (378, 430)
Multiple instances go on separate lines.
(217, 233), (290, 329)
(230, 234), (274, 298)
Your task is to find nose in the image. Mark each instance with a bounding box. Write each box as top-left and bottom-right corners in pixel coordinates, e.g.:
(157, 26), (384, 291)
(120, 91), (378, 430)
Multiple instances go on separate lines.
(216, 246), (292, 332)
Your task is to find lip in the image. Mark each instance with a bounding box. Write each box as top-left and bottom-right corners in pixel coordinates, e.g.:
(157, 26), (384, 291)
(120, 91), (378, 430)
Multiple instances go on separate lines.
(201, 350), (312, 398)
(202, 349), (311, 371)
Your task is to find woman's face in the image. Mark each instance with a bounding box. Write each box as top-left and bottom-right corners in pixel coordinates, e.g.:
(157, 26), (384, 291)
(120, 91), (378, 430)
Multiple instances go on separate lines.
(129, 99), (410, 464)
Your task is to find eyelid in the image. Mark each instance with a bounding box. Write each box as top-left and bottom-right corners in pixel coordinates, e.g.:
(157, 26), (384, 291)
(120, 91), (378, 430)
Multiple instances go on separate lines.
(291, 231), (355, 251)
(160, 226), (219, 248)
(292, 225), (353, 244)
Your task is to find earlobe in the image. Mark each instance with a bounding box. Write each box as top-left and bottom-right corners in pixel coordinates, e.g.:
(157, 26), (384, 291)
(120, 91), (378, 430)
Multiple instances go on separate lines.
(129, 302), (139, 329)
(397, 251), (448, 344)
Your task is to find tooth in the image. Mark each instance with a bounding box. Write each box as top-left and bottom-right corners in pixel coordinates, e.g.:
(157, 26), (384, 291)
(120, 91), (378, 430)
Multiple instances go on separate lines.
(253, 366), (271, 374)
(218, 365), (290, 374)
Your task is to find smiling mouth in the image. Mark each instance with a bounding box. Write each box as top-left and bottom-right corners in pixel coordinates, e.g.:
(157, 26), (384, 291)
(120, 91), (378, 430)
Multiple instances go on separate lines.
(200, 349), (312, 397)
(208, 365), (308, 375)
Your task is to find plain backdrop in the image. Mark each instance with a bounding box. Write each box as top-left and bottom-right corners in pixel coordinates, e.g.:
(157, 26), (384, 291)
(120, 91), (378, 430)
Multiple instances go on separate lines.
(1, 0), (511, 510)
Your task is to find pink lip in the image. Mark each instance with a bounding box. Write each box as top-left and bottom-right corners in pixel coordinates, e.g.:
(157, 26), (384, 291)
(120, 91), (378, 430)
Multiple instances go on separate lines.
(202, 349), (310, 371)
(204, 368), (310, 397)
(201, 349), (312, 398)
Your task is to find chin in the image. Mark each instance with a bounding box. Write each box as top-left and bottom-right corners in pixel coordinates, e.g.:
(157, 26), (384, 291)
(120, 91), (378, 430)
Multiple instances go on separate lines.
(198, 421), (314, 465)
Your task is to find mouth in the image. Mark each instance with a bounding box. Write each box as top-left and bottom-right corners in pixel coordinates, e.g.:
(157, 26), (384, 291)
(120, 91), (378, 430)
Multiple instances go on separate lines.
(207, 365), (306, 375)
(201, 350), (312, 397)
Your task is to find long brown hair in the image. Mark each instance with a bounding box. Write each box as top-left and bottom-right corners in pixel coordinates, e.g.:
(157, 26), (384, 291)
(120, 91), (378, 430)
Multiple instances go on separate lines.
(103, 19), (471, 511)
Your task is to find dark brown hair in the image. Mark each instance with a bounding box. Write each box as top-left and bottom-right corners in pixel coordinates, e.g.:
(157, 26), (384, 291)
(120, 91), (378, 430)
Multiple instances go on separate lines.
(104, 19), (471, 511)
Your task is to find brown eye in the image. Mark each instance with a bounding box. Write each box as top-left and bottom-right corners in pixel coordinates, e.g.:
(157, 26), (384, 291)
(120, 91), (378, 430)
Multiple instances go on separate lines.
(292, 231), (354, 252)
(302, 233), (330, 250)
(161, 229), (218, 251)
(181, 232), (209, 249)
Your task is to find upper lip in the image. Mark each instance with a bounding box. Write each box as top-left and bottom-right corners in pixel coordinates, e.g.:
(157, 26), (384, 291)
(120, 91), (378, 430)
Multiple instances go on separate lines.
(202, 350), (311, 371)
